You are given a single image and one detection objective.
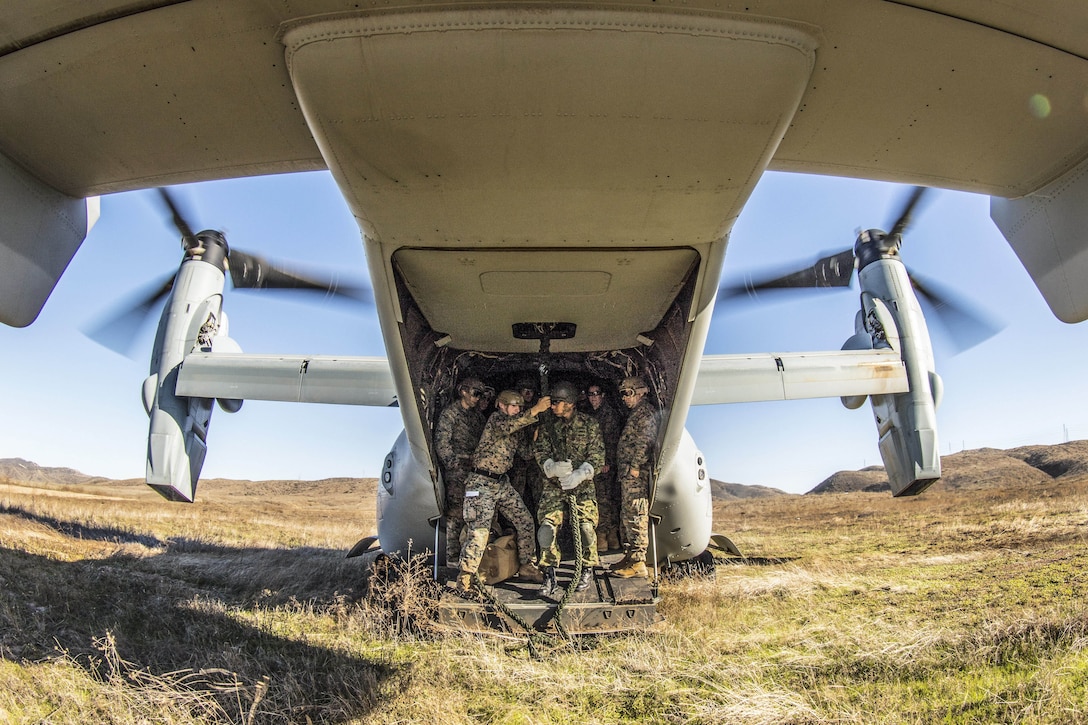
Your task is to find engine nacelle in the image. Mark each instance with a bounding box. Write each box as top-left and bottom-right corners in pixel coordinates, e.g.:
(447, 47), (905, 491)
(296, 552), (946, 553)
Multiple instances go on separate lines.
(649, 427), (713, 566)
(855, 249), (941, 496)
(145, 233), (230, 502)
(376, 430), (442, 559)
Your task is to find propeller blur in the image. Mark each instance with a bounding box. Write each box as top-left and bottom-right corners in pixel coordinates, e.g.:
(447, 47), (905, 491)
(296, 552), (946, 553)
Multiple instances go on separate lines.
(722, 187), (1002, 354)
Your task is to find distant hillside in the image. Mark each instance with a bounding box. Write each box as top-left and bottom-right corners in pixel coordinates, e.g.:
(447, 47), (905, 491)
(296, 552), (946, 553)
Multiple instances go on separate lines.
(710, 479), (788, 500)
(807, 440), (1088, 495)
(198, 477), (377, 498)
(0, 458), (377, 494)
(807, 467), (890, 495)
(0, 458), (99, 486)
(9, 440), (1088, 500)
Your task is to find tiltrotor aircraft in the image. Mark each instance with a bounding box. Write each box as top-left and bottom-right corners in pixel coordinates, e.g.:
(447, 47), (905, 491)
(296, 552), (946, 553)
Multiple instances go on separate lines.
(2, 2), (1087, 630)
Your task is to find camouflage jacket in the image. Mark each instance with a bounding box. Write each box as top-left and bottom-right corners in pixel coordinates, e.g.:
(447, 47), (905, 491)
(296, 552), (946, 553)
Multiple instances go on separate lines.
(472, 410), (541, 475)
(434, 401), (484, 471)
(589, 400), (623, 466)
(533, 411), (605, 473)
(617, 398), (658, 471)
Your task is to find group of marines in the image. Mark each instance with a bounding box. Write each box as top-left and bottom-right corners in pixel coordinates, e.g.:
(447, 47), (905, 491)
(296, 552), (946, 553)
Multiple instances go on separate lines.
(434, 374), (658, 596)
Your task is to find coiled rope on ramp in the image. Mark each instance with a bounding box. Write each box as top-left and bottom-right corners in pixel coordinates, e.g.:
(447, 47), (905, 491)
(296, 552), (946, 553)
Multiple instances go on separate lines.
(471, 490), (587, 656)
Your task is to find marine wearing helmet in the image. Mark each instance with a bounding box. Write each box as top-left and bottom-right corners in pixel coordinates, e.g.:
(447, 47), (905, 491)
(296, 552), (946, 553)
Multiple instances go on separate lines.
(549, 380), (577, 404)
(496, 389), (525, 407)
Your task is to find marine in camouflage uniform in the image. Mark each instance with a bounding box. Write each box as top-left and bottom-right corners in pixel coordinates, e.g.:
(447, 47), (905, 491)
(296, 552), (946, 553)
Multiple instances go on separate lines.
(611, 375), (659, 579)
(586, 382), (623, 551)
(533, 381), (606, 593)
(454, 390), (550, 591)
(434, 378), (486, 563)
(512, 376), (544, 518)
(475, 384), (495, 416)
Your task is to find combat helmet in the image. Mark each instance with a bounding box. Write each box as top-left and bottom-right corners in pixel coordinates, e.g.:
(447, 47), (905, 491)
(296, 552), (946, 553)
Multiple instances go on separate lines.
(457, 377), (485, 394)
(619, 375), (649, 394)
(550, 380), (577, 404)
(496, 389), (525, 407)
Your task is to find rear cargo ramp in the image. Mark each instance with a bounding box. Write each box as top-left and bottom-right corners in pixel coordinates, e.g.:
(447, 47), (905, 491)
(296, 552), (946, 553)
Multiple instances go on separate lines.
(436, 556), (662, 637)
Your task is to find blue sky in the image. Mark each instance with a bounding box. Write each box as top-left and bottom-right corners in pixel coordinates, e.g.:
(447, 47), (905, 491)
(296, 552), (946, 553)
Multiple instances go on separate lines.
(1, 170), (1085, 494)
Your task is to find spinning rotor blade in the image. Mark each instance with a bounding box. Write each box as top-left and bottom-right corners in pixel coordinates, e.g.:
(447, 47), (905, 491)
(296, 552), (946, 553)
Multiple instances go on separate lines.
(754, 247), (856, 290)
(157, 187), (370, 302)
(724, 186), (930, 300)
(907, 271), (1003, 353)
(157, 188), (199, 248)
(887, 186), (929, 240)
(227, 249), (372, 303)
(885, 186), (1000, 351)
(82, 273), (175, 356)
(723, 247), (856, 299)
(719, 185), (999, 352)
(86, 186), (372, 354)
(726, 187), (931, 298)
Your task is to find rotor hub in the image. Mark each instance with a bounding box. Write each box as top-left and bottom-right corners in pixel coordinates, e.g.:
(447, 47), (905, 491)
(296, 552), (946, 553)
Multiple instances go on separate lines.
(185, 229), (229, 272)
(854, 228), (901, 271)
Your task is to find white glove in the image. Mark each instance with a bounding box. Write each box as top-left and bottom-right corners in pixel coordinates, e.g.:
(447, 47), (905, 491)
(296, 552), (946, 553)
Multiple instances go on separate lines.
(575, 461), (594, 484)
(560, 462), (594, 490)
(544, 458), (573, 479)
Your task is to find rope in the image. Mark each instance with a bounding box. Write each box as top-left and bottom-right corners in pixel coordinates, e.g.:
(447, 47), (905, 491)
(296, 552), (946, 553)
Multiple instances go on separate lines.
(550, 491), (583, 644)
(456, 488), (586, 656)
(471, 571), (549, 658)
(535, 404), (585, 641)
(444, 475), (592, 657)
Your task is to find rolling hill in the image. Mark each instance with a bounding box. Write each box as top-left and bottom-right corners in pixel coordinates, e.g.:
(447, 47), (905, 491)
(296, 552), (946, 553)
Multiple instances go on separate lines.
(10, 439), (1088, 501)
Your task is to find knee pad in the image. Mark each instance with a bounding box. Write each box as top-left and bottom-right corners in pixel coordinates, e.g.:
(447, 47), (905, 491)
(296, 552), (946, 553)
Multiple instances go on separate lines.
(537, 522), (557, 550)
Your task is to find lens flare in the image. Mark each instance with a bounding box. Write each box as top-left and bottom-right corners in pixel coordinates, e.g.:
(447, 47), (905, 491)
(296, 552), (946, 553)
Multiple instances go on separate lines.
(1029, 94), (1052, 118)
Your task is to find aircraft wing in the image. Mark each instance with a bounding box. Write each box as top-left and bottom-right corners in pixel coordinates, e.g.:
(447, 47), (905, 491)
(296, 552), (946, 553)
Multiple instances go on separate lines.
(691, 350), (907, 405)
(2, 2), (1088, 328)
(174, 349), (904, 408)
(176, 354), (397, 407)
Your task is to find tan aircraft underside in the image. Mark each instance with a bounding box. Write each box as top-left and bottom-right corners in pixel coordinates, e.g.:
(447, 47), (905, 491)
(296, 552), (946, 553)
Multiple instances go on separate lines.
(1, 1), (1088, 337)
(2, 0), (1084, 200)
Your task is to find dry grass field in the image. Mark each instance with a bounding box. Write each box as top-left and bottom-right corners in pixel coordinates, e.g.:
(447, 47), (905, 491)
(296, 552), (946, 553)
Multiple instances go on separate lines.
(2, 449), (1088, 724)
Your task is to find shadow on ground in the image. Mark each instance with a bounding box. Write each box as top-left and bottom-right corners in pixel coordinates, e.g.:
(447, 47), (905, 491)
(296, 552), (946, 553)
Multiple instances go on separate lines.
(0, 508), (396, 722)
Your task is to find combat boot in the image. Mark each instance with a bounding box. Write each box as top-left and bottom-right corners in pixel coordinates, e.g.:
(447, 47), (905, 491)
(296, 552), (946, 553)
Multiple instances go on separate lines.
(609, 552), (633, 571)
(449, 572), (474, 592)
(517, 561), (544, 583)
(613, 558), (648, 579)
(538, 566), (558, 597)
(575, 567), (594, 592)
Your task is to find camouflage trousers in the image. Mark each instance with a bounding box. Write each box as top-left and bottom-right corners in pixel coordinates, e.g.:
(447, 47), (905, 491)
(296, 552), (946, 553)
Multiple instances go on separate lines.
(618, 468), (649, 557)
(593, 469), (620, 542)
(509, 460), (544, 527)
(444, 468), (470, 562)
(459, 472), (537, 576)
(536, 481), (599, 568)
